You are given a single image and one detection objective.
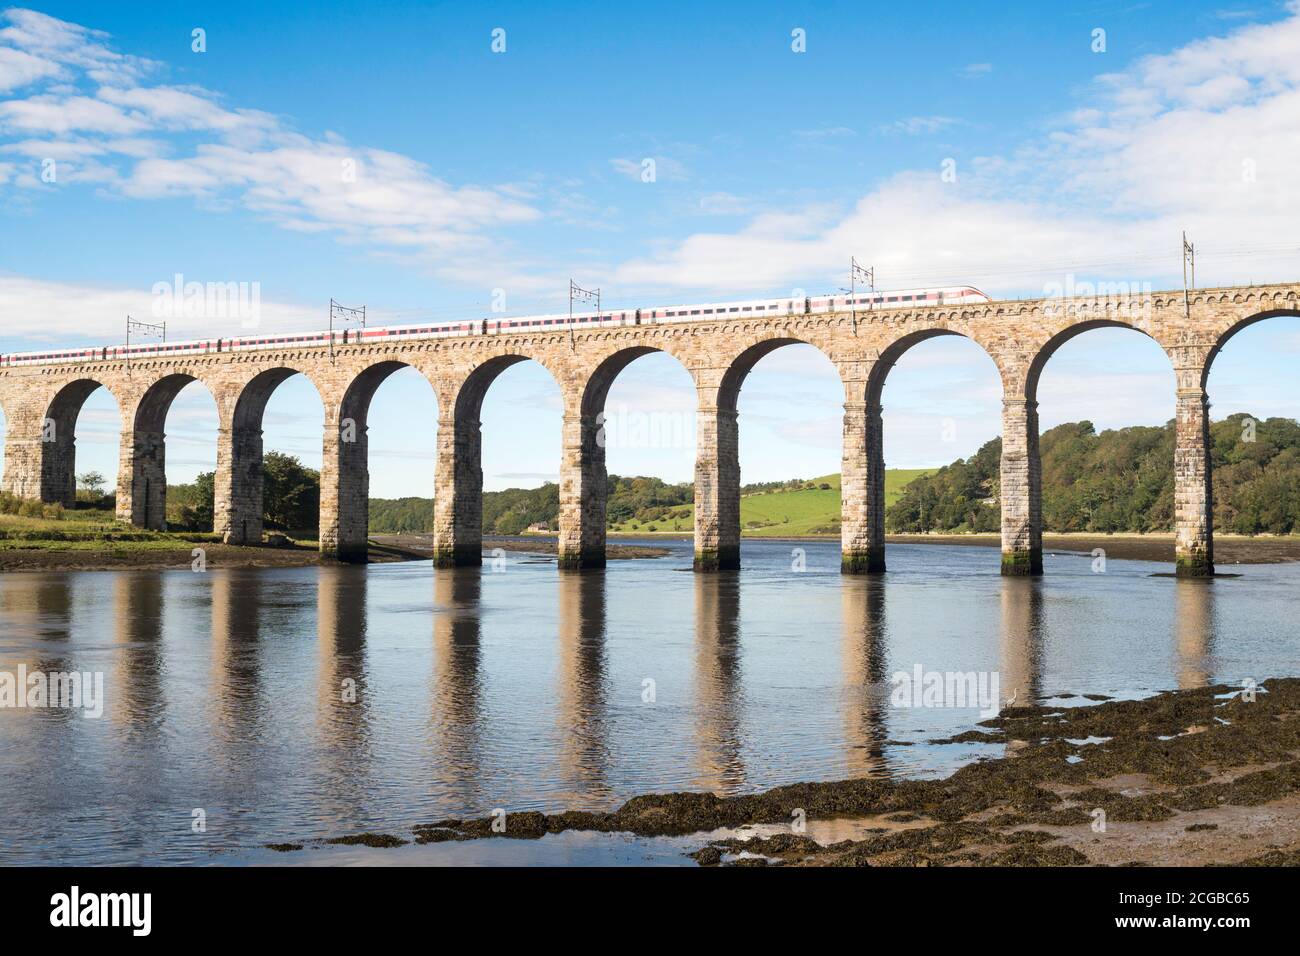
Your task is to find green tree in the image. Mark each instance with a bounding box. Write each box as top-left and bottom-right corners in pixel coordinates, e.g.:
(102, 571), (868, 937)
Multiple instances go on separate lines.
(77, 470), (106, 504)
(262, 451), (320, 532)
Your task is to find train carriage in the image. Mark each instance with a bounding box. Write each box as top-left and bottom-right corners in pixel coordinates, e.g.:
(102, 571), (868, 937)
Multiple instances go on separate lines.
(0, 286), (990, 365)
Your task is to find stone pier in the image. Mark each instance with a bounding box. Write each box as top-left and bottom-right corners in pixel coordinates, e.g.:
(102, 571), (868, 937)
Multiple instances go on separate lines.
(693, 400), (740, 572)
(999, 396), (1043, 576)
(1173, 386), (1215, 577)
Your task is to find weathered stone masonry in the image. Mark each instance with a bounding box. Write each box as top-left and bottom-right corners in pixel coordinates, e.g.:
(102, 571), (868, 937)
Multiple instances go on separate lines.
(2, 283), (1296, 578)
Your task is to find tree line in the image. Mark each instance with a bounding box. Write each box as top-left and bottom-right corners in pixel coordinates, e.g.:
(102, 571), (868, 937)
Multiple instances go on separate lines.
(156, 413), (1300, 537)
(886, 413), (1300, 535)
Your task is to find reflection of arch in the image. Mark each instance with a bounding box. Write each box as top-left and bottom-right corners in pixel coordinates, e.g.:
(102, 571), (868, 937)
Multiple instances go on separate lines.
(210, 570), (265, 734)
(111, 572), (165, 724)
(840, 576), (889, 776)
(122, 373), (218, 530)
(998, 576), (1044, 708)
(1201, 308), (1300, 388)
(429, 568), (485, 805)
(1174, 579), (1216, 689)
(217, 368), (323, 545)
(315, 565), (372, 805)
(556, 571), (609, 795)
(323, 361), (437, 560)
(435, 355), (561, 567)
(40, 379), (120, 507)
(692, 574), (744, 792)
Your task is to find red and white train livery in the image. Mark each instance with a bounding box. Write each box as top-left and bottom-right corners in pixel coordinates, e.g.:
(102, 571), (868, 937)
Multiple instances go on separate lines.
(0, 286), (989, 367)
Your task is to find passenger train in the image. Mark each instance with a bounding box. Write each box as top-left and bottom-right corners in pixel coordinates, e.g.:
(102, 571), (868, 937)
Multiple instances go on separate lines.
(0, 286), (990, 367)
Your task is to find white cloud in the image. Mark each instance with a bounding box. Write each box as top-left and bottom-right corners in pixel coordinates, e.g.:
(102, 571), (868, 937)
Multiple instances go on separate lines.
(0, 8), (538, 279)
(0, 44), (59, 92)
(611, 5), (1300, 299)
(0, 274), (321, 343)
(696, 191), (753, 216)
(880, 116), (960, 136)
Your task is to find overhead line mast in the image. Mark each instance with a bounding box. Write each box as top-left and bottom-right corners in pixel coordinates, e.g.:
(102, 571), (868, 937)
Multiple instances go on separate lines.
(847, 256), (874, 332)
(1182, 231), (1197, 319)
(568, 279), (600, 347)
(329, 298), (366, 359)
(125, 315), (165, 372)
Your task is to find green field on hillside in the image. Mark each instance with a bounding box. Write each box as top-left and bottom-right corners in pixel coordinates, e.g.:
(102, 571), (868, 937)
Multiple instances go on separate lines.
(607, 469), (931, 535)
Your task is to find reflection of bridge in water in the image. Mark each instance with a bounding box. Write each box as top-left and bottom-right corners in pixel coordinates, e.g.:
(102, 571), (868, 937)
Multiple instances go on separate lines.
(0, 565), (1229, 804)
(4, 284), (1299, 576)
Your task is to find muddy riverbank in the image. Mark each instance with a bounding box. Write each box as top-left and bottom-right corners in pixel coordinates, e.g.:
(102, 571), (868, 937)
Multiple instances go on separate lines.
(889, 532), (1300, 566)
(2, 530), (1294, 572)
(0, 534), (669, 572)
(263, 677), (1300, 866)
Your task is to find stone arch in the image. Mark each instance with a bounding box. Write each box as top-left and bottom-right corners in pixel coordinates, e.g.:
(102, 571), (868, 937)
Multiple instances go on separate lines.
(717, 335), (838, 410)
(120, 372), (220, 530)
(1191, 305), (1300, 557)
(865, 327), (998, 405)
(850, 327), (1003, 573)
(321, 359), (438, 560)
(1023, 318), (1169, 404)
(230, 366), (325, 433)
(690, 336), (839, 571)
(217, 366), (324, 545)
(1017, 316), (1180, 574)
(434, 353), (563, 567)
(1201, 307), (1300, 389)
(557, 345), (698, 568)
(39, 379), (121, 507)
(580, 344), (696, 419)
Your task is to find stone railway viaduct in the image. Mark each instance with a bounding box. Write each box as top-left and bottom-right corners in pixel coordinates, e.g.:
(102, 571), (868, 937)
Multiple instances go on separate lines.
(2, 282), (1297, 577)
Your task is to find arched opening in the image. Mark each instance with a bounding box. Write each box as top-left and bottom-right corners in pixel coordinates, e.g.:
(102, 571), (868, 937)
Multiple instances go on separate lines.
(1203, 309), (1300, 539)
(575, 348), (697, 562)
(701, 338), (841, 570)
(437, 355), (561, 566)
(1030, 322), (1176, 548)
(221, 369), (324, 545)
(126, 375), (219, 531)
(323, 362), (438, 560)
(32, 380), (122, 515)
(871, 331), (1003, 568)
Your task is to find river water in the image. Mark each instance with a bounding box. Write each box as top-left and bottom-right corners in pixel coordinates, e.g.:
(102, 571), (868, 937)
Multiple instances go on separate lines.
(1, 538), (1297, 865)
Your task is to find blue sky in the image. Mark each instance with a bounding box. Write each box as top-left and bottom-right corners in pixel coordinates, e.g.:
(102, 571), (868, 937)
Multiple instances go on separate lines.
(3, 1), (1300, 495)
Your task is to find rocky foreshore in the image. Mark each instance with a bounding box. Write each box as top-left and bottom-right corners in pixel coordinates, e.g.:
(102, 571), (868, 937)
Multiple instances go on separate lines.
(265, 677), (1300, 866)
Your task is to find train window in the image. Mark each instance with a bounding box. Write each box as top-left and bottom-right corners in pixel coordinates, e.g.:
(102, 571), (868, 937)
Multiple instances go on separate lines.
(729, 307), (738, 312)
(887, 297), (898, 303)
(742, 306), (751, 311)
(690, 310), (700, 315)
